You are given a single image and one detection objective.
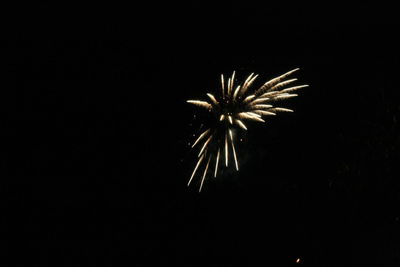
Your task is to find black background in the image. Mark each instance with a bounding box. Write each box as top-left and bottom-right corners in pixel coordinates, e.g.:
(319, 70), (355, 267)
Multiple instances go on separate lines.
(3, 4), (400, 266)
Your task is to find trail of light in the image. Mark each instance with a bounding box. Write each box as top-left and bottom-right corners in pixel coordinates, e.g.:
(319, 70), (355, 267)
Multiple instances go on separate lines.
(245, 116), (265, 122)
(199, 155), (211, 192)
(243, 95), (255, 103)
(268, 78), (298, 92)
(273, 93), (298, 100)
(228, 115), (233, 124)
(242, 73), (254, 88)
(230, 71), (236, 97)
(198, 134), (213, 157)
(188, 154), (205, 186)
(229, 129), (239, 171)
(252, 104), (273, 109)
(271, 107), (294, 112)
(260, 91), (282, 97)
(227, 78), (231, 97)
(280, 84), (309, 94)
(237, 112), (259, 120)
(207, 93), (219, 105)
(221, 74), (225, 99)
(233, 85), (241, 100)
(235, 119), (247, 130)
(246, 112), (262, 118)
(187, 100), (211, 109)
(254, 110), (276, 116)
(251, 98), (270, 104)
(256, 68), (299, 95)
(246, 74), (258, 89)
(192, 129), (210, 148)
(225, 131), (229, 166)
(220, 114), (225, 121)
(214, 148), (220, 177)
(239, 73), (256, 97)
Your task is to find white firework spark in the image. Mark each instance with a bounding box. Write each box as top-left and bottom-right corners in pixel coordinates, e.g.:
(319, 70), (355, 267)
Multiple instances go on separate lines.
(187, 68), (308, 192)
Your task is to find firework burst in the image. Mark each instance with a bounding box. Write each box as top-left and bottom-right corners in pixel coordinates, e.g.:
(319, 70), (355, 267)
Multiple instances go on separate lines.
(187, 68), (308, 192)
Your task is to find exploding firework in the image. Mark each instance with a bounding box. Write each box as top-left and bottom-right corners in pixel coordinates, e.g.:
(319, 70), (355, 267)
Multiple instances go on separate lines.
(187, 68), (308, 192)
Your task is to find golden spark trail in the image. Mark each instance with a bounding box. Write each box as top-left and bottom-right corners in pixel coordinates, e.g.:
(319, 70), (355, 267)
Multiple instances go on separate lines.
(221, 74), (225, 99)
(227, 78), (231, 97)
(186, 100), (211, 109)
(256, 68), (300, 95)
(246, 74), (258, 89)
(188, 154), (205, 186)
(199, 155), (211, 192)
(252, 104), (273, 110)
(207, 93), (218, 105)
(198, 134), (213, 157)
(254, 110), (276, 116)
(268, 78), (298, 92)
(225, 132), (229, 167)
(233, 85), (241, 100)
(230, 71), (236, 97)
(228, 115), (233, 124)
(270, 107), (294, 112)
(235, 119), (247, 130)
(214, 148), (220, 177)
(229, 129), (239, 171)
(251, 98), (271, 105)
(272, 94), (298, 100)
(243, 95), (255, 103)
(192, 129), (210, 148)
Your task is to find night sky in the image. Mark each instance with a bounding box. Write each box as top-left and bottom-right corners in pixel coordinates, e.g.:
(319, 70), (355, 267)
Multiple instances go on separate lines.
(3, 5), (400, 266)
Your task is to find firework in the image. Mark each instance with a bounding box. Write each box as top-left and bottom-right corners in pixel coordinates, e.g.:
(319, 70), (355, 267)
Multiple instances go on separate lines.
(187, 68), (308, 192)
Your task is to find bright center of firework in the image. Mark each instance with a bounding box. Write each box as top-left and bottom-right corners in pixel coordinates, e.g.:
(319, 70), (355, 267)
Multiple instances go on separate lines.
(186, 69), (308, 192)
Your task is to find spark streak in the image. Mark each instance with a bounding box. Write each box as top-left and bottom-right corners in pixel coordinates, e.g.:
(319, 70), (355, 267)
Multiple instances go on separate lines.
(235, 119), (247, 130)
(243, 95), (255, 103)
(228, 115), (233, 124)
(221, 74), (225, 99)
(198, 134), (213, 157)
(227, 78), (232, 97)
(192, 129), (210, 148)
(199, 155), (211, 192)
(207, 93), (219, 105)
(186, 100), (211, 110)
(229, 129), (239, 171)
(214, 148), (220, 177)
(225, 132), (229, 166)
(188, 153), (205, 186)
(233, 85), (241, 100)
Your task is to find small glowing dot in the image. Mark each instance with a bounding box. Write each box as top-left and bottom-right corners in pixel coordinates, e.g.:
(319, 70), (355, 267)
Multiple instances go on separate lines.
(296, 258), (301, 263)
